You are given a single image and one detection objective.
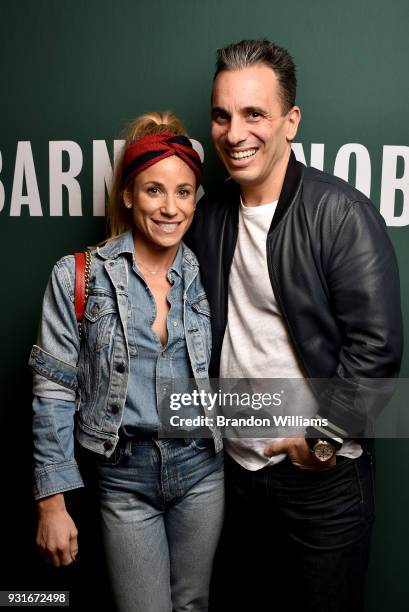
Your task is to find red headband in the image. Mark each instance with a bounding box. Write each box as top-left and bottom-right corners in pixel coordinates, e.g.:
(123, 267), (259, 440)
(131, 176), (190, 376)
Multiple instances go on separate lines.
(122, 132), (203, 187)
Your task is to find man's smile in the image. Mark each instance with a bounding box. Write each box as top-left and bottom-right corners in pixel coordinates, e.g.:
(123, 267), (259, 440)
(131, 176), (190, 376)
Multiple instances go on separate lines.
(227, 148), (258, 160)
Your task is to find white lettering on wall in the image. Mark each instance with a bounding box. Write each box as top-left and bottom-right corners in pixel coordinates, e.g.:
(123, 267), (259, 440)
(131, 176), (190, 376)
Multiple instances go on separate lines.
(333, 143), (371, 197)
(49, 141), (83, 216)
(2, 140), (408, 226)
(93, 139), (125, 217)
(10, 142), (42, 216)
(380, 146), (409, 227)
(190, 139), (204, 163)
(190, 139), (205, 202)
(292, 143), (325, 170)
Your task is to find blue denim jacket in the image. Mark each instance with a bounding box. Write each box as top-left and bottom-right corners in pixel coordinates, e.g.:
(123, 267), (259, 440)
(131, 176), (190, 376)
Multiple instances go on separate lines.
(29, 230), (222, 500)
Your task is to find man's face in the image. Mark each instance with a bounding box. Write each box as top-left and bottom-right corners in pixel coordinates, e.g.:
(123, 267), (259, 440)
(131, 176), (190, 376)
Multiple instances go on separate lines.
(211, 64), (300, 189)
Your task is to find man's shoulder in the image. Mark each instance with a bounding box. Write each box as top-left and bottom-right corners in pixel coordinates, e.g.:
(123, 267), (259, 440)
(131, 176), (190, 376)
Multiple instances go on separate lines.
(300, 165), (388, 238)
(302, 165), (371, 207)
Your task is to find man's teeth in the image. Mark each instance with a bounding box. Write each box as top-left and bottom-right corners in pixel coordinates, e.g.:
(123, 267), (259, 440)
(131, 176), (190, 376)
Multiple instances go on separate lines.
(156, 222), (179, 232)
(229, 149), (257, 159)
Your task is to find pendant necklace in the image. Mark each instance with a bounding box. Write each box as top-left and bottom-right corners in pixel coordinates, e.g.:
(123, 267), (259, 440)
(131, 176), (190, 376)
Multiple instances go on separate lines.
(137, 258), (172, 277)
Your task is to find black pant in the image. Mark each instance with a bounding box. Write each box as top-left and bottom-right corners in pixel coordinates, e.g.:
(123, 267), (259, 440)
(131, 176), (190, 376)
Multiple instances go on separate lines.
(210, 450), (375, 612)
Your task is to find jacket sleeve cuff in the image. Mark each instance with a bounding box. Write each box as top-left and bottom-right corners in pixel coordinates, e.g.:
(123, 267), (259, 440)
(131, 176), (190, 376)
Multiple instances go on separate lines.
(314, 371), (399, 438)
(34, 459), (84, 501)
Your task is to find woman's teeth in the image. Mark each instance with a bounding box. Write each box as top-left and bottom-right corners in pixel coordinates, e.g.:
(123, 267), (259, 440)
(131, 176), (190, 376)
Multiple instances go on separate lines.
(156, 222), (179, 233)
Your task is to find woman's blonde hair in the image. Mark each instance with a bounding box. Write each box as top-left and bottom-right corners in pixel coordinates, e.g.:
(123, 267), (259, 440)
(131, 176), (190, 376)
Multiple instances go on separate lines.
(107, 111), (188, 239)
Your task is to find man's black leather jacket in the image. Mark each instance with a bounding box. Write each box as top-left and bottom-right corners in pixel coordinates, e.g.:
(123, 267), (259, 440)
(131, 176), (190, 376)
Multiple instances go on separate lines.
(186, 151), (403, 438)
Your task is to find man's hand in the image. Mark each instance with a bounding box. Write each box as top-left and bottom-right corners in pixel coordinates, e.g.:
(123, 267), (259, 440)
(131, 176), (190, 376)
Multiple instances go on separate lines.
(264, 437), (336, 470)
(36, 493), (78, 567)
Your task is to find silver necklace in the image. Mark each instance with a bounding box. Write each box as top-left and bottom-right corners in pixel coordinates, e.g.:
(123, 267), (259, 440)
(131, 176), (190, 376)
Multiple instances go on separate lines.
(137, 259), (170, 277)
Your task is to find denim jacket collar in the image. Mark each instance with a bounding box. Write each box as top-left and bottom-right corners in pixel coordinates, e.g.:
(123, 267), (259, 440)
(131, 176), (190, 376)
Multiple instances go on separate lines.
(96, 229), (199, 274)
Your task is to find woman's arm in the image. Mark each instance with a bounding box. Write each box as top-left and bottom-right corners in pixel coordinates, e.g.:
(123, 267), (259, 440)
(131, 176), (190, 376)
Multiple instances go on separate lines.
(30, 257), (85, 498)
(30, 257), (84, 564)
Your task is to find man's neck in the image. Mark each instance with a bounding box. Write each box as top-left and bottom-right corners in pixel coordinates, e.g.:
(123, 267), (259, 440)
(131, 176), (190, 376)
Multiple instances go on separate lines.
(239, 148), (291, 207)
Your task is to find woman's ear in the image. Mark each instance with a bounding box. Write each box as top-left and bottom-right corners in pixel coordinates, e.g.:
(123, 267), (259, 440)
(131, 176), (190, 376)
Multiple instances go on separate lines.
(123, 189), (133, 209)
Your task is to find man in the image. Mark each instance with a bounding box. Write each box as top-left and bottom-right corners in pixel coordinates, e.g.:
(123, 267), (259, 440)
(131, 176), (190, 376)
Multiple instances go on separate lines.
(186, 40), (403, 611)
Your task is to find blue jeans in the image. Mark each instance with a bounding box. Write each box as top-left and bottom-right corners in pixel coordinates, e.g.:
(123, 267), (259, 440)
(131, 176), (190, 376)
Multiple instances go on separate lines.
(210, 450), (375, 612)
(79, 438), (224, 612)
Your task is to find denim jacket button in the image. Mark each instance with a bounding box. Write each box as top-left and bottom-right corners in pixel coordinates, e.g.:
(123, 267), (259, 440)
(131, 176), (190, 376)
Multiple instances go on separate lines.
(116, 362), (126, 373)
(104, 440), (114, 451)
(111, 404), (120, 414)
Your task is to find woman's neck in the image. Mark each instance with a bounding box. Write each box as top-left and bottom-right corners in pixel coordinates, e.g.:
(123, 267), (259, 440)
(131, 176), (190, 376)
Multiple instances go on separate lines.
(132, 233), (180, 271)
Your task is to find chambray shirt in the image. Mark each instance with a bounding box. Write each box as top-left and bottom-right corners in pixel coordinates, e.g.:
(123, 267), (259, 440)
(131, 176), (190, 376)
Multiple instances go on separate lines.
(121, 243), (192, 436)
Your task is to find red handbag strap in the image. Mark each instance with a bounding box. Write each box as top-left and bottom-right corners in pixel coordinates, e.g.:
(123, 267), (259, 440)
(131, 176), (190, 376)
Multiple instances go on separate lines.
(74, 252), (86, 321)
(74, 251), (92, 328)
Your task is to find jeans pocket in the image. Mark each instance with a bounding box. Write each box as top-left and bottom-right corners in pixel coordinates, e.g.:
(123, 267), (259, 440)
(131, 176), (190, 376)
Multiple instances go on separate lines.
(353, 453), (376, 523)
(102, 442), (126, 465)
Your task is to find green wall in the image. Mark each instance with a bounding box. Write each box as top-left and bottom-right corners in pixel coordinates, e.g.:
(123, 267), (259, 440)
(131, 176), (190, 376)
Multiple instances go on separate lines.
(1, 0), (408, 608)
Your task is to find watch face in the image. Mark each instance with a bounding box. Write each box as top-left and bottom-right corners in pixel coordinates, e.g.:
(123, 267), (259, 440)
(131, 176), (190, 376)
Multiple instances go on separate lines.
(313, 441), (335, 462)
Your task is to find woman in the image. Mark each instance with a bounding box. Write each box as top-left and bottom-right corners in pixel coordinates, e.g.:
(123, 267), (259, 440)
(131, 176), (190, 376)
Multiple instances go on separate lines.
(30, 112), (224, 612)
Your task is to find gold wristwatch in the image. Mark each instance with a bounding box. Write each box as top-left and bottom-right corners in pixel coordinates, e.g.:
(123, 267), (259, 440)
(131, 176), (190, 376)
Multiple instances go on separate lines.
(310, 439), (336, 462)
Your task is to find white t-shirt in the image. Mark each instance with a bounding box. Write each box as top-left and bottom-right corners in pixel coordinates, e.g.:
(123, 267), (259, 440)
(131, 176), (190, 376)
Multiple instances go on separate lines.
(220, 198), (362, 470)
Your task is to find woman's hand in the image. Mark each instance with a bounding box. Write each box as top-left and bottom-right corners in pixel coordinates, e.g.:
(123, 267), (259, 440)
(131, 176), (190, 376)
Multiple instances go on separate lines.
(36, 493), (78, 566)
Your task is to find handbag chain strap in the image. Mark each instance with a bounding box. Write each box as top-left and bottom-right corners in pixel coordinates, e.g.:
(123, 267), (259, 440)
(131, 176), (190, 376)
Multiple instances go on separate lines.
(74, 250), (92, 339)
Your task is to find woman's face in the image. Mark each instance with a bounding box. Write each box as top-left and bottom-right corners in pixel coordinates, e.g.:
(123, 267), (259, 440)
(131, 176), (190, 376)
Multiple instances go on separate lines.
(125, 155), (196, 250)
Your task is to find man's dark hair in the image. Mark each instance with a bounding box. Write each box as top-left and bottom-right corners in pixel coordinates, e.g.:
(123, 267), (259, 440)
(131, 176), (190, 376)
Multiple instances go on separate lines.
(214, 39), (297, 113)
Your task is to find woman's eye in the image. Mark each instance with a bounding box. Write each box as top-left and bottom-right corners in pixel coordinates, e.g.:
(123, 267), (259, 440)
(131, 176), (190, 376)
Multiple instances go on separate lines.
(249, 112), (261, 119)
(179, 189), (192, 198)
(147, 186), (160, 195)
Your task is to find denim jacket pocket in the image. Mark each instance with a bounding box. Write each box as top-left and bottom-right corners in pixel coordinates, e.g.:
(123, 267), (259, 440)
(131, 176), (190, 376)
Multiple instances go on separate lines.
(84, 294), (118, 352)
(190, 293), (211, 317)
(186, 294), (212, 374)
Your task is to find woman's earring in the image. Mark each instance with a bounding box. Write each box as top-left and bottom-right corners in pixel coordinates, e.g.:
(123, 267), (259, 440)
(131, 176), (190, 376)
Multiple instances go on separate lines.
(124, 200), (132, 209)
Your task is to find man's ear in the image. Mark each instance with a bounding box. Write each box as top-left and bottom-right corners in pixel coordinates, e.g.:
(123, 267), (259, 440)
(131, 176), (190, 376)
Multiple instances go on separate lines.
(286, 106), (301, 142)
